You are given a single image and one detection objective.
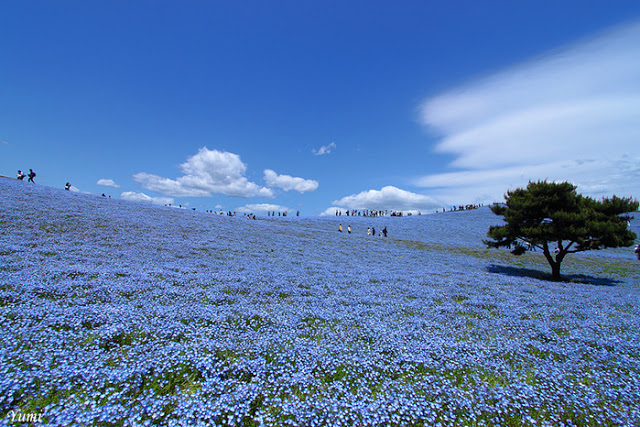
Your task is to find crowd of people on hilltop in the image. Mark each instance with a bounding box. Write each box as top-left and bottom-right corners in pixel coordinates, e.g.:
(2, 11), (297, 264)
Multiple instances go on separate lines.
(203, 210), (238, 216)
(339, 224), (388, 237)
(335, 209), (416, 217)
(199, 210), (300, 218)
(267, 211), (300, 217)
(435, 204), (484, 213)
(335, 204), (484, 217)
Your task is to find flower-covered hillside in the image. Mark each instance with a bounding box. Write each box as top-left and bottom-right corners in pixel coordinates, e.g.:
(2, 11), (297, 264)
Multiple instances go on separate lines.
(1, 177), (639, 426)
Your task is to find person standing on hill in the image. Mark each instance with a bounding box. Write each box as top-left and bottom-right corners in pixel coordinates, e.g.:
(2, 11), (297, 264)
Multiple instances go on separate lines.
(347, 225), (351, 234)
(635, 244), (640, 260)
(382, 226), (387, 237)
(16, 170), (25, 180)
(27, 169), (36, 183)
(339, 224), (343, 233)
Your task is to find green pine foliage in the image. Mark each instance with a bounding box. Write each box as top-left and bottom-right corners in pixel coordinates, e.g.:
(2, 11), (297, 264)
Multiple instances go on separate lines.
(485, 181), (638, 281)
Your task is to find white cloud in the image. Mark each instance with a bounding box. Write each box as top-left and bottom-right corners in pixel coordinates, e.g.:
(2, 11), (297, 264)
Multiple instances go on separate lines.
(1, 140), (9, 146)
(312, 142), (336, 156)
(236, 203), (289, 214)
(133, 147), (274, 198)
(264, 169), (319, 193)
(97, 178), (120, 188)
(332, 186), (440, 212)
(121, 191), (174, 206)
(417, 21), (640, 204)
(132, 172), (211, 197)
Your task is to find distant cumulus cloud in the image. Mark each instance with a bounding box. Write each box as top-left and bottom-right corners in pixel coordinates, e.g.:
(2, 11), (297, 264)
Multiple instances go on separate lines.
(332, 186), (440, 212)
(133, 147), (274, 198)
(417, 20), (640, 204)
(312, 142), (336, 156)
(236, 203), (289, 214)
(97, 178), (120, 188)
(264, 169), (319, 193)
(121, 191), (174, 205)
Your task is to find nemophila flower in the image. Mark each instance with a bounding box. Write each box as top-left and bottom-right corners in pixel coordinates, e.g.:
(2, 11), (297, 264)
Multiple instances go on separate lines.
(1, 179), (640, 425)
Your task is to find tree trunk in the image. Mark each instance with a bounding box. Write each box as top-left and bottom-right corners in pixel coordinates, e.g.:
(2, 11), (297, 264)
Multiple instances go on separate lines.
(550, 262), (561, 281)
(542, 242), (563, 281)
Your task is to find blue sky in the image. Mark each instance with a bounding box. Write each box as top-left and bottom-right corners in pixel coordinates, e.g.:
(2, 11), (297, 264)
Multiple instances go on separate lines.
(2, 1), (639, 215)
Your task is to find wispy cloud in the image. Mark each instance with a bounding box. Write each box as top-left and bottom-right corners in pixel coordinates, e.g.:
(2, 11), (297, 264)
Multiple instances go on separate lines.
(264, 169), (319, 193)
(121, 191), (174, 205)
(332, 186), (440, 212)
(133, 147), (274, 198)
(97, 178), (120, 188)
(1, 140), (9, 146)
(417, 21), (640, 204)
(236, 203), (289, 214)
(312, 142), (336, 156)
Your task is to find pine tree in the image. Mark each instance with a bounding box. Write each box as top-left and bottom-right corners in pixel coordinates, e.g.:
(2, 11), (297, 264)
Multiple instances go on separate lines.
(485, 181), (638, 281)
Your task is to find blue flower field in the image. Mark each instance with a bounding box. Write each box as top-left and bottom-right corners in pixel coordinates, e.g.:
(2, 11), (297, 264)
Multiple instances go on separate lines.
(1, 178), (639, 426)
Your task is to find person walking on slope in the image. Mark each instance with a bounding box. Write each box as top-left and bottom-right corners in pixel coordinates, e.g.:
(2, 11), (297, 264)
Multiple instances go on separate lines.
(339, 224), (343, 233)
(347, 225), (351, 234)
(27, 169), (36, 183)
(16, 170), (25, 180)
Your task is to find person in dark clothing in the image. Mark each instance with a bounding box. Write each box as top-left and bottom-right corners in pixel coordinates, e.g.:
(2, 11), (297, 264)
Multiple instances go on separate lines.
(27, 169), (36, 183)
(65, 182), (71, 191)
(382, 226), (388, 237)
(16, 170), (25, 180)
